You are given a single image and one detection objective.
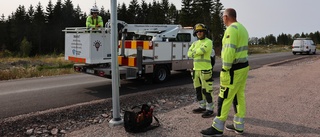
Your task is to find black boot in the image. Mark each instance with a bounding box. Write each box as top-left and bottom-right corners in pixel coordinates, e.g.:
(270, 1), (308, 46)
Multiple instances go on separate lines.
(201, 110), (214, 118)
(225, 124), (244, 134)
(192, 107), (206, 114)
(201, 126), (223, 137)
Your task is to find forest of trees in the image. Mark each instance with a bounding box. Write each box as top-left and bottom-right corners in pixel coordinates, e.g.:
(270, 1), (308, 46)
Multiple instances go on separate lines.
(249, 32), (320, 46)
(0, 0), (319, 57)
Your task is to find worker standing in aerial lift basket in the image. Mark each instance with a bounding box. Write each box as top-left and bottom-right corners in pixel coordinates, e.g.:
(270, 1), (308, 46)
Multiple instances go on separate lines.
(86, 4), (103, 29)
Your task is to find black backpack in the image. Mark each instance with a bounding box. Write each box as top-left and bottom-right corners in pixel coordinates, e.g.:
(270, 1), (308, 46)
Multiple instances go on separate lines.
(124, 104), (160, 133)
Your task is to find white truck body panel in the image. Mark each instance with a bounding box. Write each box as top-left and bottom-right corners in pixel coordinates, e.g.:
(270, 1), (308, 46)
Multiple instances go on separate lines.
(154, 42), (173, 61)
(64, 28), (112, 64)
(172, 43), (183, 60)
(183, 43), (190, 60)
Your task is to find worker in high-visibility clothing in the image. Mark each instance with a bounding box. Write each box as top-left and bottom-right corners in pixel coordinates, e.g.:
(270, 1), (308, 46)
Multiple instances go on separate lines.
(86, 5), (103, 29)
(201, 8), (250, 136)
(188, 23), (214, 118)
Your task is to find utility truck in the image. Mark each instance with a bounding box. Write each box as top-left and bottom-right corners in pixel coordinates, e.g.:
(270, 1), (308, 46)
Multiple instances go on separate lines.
(63, 21), (199, 83)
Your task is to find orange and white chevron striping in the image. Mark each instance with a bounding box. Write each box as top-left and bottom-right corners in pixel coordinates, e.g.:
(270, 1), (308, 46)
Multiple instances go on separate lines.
(118, 40), (153, 50)
(118, 56), (137, 67)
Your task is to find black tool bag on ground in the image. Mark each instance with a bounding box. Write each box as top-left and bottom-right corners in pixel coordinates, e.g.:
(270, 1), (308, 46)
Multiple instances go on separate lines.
(124, 104), (160, 133)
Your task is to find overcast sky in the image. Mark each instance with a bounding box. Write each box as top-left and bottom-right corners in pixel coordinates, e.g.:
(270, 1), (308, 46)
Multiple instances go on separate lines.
(1, 0), (319, 38)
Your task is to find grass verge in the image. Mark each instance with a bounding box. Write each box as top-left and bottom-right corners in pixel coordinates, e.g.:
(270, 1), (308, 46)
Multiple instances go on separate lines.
(0, 56), (75, 81)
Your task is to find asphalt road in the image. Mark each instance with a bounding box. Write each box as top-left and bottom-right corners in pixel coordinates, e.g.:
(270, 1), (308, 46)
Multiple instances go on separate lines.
(0, 52), (309, 119)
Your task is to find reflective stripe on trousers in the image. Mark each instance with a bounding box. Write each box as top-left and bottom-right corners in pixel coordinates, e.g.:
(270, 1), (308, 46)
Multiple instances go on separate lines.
(233, 116), (244, 131)
(212, 117), (225, 131)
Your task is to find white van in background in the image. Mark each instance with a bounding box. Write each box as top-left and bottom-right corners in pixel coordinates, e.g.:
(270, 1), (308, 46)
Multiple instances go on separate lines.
(292, 38), (316, 55)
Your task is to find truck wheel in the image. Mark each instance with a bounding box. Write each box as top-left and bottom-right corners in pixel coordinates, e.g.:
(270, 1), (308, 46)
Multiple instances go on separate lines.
(313, 49), (316, 55)
(153, 65), (170, 83)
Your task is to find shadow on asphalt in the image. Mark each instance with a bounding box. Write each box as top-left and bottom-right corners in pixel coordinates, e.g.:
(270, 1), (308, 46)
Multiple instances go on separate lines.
(246, 117), (320, 135)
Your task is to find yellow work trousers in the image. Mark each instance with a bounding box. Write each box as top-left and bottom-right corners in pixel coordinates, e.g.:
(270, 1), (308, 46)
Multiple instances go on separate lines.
(212, 66), (249, 131)
(192, 70), (214, 110)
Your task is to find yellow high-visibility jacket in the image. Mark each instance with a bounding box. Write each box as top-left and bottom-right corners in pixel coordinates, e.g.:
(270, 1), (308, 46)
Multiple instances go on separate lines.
(221, 22), (249, 71)
(86, 16), (103, 28)
(188, 38), (213, 70)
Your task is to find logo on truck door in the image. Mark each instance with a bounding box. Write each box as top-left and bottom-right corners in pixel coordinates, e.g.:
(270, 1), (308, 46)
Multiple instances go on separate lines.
(72, 49), (81, 55)
(93, 40), (102, 51)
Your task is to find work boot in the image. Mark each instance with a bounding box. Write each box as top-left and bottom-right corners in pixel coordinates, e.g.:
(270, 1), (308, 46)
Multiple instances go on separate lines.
(200, 126), (223, 137)
(225, 124), (244, 135)
(201, 110), (214, 118)
(192, 107), (206, 114)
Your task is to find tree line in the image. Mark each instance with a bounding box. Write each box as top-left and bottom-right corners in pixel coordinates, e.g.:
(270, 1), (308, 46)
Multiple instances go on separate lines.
(0, 0), (319, 57)
(250, 32), (320, 46)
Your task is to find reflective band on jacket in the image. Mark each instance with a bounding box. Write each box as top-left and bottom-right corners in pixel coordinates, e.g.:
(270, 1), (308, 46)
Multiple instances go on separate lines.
(231, 25), (238, 29)
(224, 44), (248, 53)
(193, 59), (211, 63)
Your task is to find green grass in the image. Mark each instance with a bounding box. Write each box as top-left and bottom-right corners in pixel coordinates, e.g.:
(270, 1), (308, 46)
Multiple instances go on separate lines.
(248, 45), (292, 54)
(0, 55), (76, 81)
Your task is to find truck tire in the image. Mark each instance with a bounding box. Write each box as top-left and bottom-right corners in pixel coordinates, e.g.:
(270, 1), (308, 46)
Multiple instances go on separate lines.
(153, 65), (170, 83)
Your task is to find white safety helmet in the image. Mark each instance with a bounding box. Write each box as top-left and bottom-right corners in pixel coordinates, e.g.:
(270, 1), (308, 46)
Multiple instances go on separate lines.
(91, 6), (99, 15)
